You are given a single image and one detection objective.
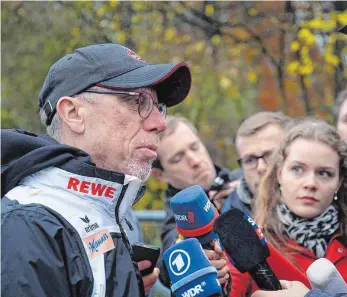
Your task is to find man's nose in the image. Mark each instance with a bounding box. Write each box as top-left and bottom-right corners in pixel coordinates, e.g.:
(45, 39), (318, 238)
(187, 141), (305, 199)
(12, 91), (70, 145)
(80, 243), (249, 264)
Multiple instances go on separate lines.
(257, 158), (267, 174)
(186, 151), (201, 167)
(144, 107), (167, 133)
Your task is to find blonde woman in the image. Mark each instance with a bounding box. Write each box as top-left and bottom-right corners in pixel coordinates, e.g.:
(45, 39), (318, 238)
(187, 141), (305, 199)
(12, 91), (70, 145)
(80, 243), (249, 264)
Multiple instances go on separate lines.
(228, 119), (347, 297)
(254, 119), (347, 279)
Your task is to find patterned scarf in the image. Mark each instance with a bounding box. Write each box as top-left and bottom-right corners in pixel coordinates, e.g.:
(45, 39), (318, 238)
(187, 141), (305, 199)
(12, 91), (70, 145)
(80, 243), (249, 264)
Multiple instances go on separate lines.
(277, 202), (340, 258)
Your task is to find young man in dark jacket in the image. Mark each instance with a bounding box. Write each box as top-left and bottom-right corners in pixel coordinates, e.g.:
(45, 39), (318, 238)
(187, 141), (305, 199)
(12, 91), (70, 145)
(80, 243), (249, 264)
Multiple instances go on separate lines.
(151, 115), (242, 288)
(1, 44), (191, 297)
(222, 111), (292, 215)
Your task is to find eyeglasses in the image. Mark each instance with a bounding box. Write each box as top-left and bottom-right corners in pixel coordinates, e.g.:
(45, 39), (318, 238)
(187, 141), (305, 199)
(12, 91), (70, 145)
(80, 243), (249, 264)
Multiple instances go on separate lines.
(82, 88), (167, 119)
(237, 151), (273, 170)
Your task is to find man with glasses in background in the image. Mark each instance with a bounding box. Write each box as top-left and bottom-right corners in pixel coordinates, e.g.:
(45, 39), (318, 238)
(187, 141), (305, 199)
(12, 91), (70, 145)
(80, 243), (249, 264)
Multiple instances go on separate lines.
(1, 44), (191, 297)
(222, 111), (292, 215)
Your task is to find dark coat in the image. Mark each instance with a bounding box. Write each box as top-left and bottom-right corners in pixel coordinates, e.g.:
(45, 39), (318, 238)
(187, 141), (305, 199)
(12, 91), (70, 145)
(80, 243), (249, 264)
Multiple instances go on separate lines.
(1, 129), (146, 297)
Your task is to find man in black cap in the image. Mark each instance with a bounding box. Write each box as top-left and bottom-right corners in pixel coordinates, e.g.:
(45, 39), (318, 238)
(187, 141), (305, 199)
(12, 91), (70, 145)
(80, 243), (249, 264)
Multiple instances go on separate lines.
(1, 44), (191, 297)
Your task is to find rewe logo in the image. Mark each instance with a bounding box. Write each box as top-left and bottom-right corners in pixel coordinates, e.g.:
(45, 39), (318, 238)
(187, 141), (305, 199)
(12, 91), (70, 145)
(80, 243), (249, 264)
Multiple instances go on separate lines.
(67, 177), (116, 198)
(181, 284), (204, 297)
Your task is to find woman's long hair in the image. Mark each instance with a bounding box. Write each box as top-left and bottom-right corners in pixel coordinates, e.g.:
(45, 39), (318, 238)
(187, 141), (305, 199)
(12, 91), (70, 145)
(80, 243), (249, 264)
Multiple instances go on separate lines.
(254, 119), (347, 256)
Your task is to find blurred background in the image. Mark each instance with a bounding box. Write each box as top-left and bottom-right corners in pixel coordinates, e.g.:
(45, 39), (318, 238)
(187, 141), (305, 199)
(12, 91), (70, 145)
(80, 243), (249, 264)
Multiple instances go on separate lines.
(2, 1), (347, 245)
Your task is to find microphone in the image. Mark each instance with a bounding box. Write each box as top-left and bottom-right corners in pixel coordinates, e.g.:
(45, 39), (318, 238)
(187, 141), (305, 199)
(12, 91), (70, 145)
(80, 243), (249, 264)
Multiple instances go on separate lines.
(170, 185), (219, 248)
(306, 258), (347, 295)
(213, 208), (282, 291)
(163, 238), (222, 297)
(171, 186), (310, 289)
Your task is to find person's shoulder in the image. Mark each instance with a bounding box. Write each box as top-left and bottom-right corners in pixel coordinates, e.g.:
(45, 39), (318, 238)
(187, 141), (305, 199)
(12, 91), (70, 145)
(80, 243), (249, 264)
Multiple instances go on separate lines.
(2, 196), (86, 264)
(221, 189), (238, 213)
(2, 196), (69, 233)
(3, 195), (54, 216)
(1, 198), (92, 297)
(221, 190), (251, 215)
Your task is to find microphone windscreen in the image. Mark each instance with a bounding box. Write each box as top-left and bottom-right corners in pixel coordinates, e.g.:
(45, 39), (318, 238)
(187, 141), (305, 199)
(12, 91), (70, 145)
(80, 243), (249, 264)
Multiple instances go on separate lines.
(163, 238), (222, 297)
(213, 208), (269, 273)
(306, 258), (347, 294)
(170, 185), (219, 244)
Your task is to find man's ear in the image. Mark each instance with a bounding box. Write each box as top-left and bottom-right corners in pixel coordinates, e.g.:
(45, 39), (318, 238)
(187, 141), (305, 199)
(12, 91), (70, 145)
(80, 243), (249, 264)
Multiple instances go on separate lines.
(152, 167), (172, 184)
(151, 167), (164, 180)
(154, 168), (172, 184)
(56, 96), (85, 134)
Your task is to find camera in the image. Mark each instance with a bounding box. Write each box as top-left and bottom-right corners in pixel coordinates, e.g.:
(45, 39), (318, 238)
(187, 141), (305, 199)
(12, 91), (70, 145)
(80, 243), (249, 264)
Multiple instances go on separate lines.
(208, 169), (231, 192)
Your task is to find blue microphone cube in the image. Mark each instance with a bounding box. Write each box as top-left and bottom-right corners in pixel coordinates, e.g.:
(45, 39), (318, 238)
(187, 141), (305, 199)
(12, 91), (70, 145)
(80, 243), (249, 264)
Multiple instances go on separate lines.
(170, 185), (218, 243)
(163, 238), (221, 297)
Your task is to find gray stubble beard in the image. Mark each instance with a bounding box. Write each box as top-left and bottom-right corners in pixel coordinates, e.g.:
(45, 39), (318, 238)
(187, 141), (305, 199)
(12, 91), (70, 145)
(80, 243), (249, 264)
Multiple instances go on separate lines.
(125, 157), (154, 182)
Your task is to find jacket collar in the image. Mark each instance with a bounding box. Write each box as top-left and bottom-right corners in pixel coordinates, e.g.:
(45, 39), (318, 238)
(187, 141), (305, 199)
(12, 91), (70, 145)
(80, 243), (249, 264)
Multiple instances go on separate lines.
(288, 234), (347, 263)
(19, 167), (145, 223)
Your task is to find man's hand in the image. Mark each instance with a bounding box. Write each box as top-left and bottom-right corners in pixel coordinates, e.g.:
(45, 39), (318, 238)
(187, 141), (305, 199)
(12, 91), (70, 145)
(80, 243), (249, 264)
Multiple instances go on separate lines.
(251, 281), (310, 297)
(208, 180), (239, 211)
(138, 260), (160, 294)
(204, 240), (229, 285)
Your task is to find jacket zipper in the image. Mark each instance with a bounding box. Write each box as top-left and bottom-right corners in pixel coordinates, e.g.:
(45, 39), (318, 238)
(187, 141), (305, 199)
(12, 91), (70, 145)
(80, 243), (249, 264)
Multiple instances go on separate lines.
(115, 184), (145, 297)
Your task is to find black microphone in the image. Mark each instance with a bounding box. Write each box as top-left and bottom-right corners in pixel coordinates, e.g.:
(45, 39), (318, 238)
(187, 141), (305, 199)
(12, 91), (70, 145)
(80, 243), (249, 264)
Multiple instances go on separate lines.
(213, 208), (282, 291)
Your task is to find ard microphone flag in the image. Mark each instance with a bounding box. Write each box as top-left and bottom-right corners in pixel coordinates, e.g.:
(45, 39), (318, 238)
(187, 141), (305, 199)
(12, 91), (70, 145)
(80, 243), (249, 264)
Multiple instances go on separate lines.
(170, 185), (218, 245)
(163, 238), (222, 297)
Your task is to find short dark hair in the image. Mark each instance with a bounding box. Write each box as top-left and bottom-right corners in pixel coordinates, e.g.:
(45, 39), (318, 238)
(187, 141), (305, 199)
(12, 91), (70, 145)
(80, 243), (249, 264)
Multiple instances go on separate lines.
(236, 111), (291, 139)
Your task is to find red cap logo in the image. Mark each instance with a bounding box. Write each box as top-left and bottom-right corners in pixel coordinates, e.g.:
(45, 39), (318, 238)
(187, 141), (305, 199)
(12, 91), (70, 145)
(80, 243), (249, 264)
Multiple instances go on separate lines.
(127, 49), (143, 61)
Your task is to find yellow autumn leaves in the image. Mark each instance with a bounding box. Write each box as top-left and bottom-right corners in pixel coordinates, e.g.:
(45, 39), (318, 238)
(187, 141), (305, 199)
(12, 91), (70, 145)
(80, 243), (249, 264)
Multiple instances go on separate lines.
(286, 10), (346, 77)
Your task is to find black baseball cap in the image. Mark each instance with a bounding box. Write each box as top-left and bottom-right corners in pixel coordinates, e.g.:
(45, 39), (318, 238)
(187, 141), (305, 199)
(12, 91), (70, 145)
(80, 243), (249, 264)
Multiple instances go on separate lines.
(39, 44), (192, 125)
